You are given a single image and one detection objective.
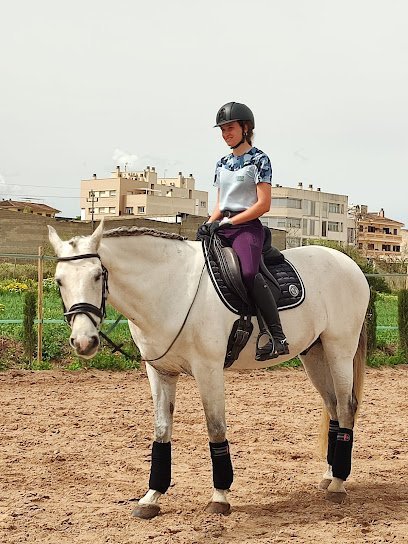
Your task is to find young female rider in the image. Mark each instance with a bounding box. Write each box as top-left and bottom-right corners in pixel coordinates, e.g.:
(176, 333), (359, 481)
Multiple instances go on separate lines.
(198, 101), (289, 360)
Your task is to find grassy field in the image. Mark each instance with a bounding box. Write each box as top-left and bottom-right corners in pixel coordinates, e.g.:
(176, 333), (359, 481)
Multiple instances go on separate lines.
(0, 283), (404, 370)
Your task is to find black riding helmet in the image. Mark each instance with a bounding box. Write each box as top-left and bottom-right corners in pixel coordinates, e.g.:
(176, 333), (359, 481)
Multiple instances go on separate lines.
(214, 101), (255, 128)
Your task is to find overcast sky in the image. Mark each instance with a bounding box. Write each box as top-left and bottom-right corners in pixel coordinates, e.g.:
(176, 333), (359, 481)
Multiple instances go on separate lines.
(1, 0), (407, 225)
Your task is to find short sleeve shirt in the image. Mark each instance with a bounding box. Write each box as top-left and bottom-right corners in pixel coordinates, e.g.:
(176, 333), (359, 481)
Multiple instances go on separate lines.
(214, 147), (272, 211)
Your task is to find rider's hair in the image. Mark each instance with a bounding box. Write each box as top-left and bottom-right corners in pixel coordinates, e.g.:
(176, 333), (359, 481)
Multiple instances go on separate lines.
(239, 120), (254, 145)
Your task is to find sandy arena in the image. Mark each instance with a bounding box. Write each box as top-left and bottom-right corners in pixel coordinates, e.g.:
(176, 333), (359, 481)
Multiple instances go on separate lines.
(0, 366), (407, 544)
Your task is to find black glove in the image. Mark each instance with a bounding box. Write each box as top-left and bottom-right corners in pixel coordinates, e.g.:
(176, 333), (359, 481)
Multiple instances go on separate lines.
(208, 220), (221, 235)
(196, 222), (210, 241)
(210, 219), (233, 234)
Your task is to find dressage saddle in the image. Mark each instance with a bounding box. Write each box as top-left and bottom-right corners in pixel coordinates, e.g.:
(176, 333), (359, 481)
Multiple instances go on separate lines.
(201, 227), (305, 367)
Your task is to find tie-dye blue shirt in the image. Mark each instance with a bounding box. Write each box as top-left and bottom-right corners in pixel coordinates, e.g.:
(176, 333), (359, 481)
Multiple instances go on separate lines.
(214, 147), (272, 211)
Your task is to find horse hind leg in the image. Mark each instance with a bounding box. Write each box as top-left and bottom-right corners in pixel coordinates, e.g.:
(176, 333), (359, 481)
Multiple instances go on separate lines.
(299, 343), (339, 494)
(320, 329), (366, 503)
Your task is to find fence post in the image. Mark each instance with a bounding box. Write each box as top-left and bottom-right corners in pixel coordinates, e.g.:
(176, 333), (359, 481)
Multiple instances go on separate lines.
(37, 246), (43, 364)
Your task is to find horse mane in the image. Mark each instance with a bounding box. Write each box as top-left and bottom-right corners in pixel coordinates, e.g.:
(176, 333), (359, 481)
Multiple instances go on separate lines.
(103, 226), (186, 241)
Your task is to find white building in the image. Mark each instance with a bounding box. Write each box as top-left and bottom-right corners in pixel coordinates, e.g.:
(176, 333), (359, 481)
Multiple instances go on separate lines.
(261, 182), (349, 248)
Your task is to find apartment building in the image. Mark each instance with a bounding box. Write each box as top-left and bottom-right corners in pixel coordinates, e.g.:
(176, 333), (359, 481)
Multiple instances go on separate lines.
(355, 205), (404, 260)
(80, 166), (208, 221)
(260, 183), (349, 248)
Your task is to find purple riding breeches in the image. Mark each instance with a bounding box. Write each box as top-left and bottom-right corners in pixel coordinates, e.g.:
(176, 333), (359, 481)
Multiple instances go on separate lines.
(216, 219), (265, 291)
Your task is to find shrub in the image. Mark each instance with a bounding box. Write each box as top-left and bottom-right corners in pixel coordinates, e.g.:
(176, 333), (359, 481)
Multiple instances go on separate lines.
(366, 288), (377, 357)
(398, 289), (408, 357)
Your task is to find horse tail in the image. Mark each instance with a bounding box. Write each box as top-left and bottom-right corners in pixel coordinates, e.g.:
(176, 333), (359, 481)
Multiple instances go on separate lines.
(318, 321), (367, 457)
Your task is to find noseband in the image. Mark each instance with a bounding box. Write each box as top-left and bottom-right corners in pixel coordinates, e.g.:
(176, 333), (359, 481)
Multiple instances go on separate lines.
(57, 253), (109, 328)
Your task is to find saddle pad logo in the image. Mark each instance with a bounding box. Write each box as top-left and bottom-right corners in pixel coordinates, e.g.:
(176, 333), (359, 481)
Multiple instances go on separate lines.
(236, 175), (245, 182)
(289, 284), (299, 297)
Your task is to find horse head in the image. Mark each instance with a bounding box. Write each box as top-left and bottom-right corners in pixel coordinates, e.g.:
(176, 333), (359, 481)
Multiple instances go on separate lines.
(48, 219), (106, 359)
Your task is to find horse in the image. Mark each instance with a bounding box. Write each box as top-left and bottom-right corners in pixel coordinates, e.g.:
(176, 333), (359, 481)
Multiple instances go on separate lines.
(48, 219), (369, 519)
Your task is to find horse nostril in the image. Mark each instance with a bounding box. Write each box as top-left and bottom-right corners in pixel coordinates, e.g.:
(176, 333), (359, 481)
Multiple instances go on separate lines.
(90, 335), (99, 349)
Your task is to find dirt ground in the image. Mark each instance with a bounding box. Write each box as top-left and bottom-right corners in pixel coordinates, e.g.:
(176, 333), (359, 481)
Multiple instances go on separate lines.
(0, 366), (407, 544)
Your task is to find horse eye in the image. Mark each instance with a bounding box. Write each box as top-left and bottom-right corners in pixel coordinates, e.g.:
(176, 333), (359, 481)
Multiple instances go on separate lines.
(95, 272), (102, 282)
(55, 278), (62, 286)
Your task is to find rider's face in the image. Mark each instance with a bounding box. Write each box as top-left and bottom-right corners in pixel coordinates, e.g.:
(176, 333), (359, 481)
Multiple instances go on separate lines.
(220, 121), (244, 147)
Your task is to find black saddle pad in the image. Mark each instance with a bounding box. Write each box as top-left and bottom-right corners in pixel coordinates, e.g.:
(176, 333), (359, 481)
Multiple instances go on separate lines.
(203, 237), (305, 316)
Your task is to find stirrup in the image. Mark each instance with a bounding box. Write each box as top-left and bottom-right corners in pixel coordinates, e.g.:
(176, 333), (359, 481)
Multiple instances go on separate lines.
(255, 334), (289, 362)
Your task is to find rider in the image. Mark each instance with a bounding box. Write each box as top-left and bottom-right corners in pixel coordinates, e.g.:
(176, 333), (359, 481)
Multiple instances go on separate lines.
(198, 101), (289, 360)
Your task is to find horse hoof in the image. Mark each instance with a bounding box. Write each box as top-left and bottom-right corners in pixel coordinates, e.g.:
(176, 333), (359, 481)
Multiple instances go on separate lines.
(325, 490), (347, 504)
(205, 501), (231, 515)
(318, 478), (332, 490)
(132, 504), (161, 519)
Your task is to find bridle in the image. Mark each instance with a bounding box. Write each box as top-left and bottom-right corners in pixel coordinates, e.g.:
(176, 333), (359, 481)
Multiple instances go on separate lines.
(56, 253), (109, 328)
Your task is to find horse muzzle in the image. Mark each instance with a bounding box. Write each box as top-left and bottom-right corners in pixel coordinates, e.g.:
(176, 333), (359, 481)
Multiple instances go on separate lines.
(70, 333), (100, 358)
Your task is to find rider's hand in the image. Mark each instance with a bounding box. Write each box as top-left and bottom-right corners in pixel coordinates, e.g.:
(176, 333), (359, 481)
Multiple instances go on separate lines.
(196, 222), (210, 240)
(208, 220), (221, 235)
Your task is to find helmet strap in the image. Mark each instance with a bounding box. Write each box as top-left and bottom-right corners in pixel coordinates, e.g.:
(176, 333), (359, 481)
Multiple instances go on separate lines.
(230, 131), (247, 150)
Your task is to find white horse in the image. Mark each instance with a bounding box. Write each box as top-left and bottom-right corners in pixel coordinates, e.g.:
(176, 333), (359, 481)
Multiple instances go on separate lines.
(48, 220), (369, 519)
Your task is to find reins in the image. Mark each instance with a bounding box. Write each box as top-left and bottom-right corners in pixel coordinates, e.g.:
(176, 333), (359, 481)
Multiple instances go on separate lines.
(143, 262), (206, 363)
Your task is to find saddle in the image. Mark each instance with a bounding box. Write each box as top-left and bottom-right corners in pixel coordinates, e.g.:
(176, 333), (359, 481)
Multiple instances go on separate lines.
(202, 227), (305, 367)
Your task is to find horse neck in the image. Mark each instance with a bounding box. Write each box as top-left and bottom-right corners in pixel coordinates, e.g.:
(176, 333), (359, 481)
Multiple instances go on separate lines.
(99, 235), (202, 331)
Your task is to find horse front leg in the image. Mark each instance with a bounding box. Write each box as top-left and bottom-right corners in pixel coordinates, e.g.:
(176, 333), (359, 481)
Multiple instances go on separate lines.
(133, 364), (179, 520)
(194, 365), (232, 515)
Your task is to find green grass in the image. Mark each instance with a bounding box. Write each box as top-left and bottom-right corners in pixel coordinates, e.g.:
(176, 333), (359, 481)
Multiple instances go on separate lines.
(0, 287), (140, 371)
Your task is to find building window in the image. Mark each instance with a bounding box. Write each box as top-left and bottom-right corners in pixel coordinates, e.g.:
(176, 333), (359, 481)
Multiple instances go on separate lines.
(137, 206), (145, 213)
(322, 221), (327, 237)
(329, 203), (343, 214)
(109, 207), (116, 213)
(382, 244), (391, 251)
(272, 197), (302, 209)
(368, 226), (375, 233)
(358, 243), (363, 249)
(359, 225), (364, 232)
(383, 228), (391, 234)
(393, 245), (400, 252)
(125, 207), (134, 214)
(393, 229), (398, 235)
(109, 190), (116, 196)
(286, 217), (301, 228)
(368, 243), (374, 250)
(200, 201), (206, 207)
(303, 199), (316, 216)
(328, 221), (341, 232)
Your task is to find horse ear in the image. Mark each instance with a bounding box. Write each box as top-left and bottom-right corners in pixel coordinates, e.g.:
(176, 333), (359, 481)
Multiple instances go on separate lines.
(48, 225), (63, 255)
(91, 218), (105, 250)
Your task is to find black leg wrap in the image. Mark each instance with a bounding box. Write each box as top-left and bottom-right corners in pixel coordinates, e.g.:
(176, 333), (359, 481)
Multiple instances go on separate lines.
(209, 440), (233, 490)
(332, 428), (354, 481)
(327, 420), (340, 466)
(149, 441), (171, 494)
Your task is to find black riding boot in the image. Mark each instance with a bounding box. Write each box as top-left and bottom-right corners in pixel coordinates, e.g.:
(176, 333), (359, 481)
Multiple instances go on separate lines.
(251, 273), (289, 361)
